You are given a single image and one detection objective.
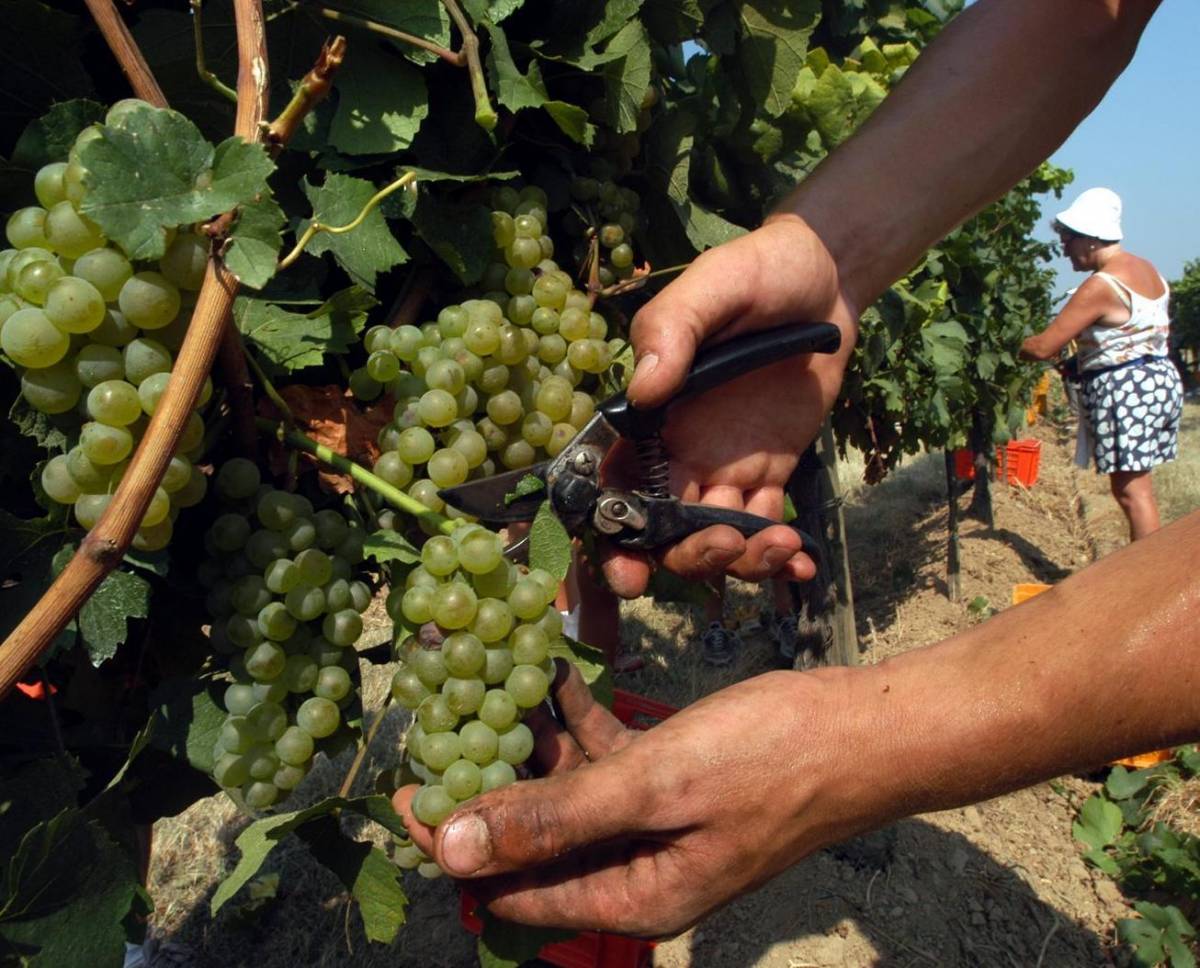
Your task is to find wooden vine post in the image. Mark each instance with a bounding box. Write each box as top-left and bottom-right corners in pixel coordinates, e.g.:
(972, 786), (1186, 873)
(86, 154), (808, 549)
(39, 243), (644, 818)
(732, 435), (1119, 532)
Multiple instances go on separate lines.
(0, 0), (269, 699)
(944, 450), (962, 602)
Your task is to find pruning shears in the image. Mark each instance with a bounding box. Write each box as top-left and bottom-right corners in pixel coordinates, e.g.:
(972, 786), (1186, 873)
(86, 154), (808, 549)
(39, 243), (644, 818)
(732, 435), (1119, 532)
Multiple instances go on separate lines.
(438, 323), (842, 561)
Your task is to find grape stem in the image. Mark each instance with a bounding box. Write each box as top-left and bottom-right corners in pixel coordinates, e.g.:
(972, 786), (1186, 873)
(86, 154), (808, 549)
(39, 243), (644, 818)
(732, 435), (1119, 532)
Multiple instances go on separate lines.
(337, 702), (393, 799)
(241, 345), (295, 425)
(81, 0), (168, 107)
(598, 262), (688, 299)
(277, 170), (418, 270)
(190, 0), (239, 104)
(440, 0), (497, 131)
(318, 6), (464, 66)
(0, 0), (271, 700)
(264, 34), (347, 154)
(257, 418), (456, 535)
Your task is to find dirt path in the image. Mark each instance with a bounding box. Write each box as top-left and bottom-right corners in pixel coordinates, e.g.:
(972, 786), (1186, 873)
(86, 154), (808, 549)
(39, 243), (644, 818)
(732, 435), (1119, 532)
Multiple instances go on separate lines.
(148, 402), (1195, 967)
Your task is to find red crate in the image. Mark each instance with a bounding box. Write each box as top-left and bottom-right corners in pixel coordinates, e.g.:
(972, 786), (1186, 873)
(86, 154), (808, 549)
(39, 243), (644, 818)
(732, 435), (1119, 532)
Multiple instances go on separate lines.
(458, 690), (676, 968)
(953, 439), (1041, 487)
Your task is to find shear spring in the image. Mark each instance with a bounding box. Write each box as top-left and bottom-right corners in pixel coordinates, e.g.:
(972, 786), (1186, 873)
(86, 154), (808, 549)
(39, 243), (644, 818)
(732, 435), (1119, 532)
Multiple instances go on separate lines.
(635, 435), (671, 498)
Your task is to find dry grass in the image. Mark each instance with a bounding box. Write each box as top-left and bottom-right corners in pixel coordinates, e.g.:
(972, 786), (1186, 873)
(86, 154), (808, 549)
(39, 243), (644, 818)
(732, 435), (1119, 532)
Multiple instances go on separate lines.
(1154, 400), (1200, 522)
(1146, 773), (1200, 841)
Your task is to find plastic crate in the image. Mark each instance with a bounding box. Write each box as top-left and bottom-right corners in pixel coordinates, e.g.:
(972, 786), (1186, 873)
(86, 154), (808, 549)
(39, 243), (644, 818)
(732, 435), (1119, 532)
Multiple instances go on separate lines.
(1011, 582), (1052, 606)
(953, 439), (1042, 487)
(458, 690), (676, 967)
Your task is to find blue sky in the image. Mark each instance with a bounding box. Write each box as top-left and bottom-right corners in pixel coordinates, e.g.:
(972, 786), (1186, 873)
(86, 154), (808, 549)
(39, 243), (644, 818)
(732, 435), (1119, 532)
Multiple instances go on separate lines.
(1036, 0), (1200, 295)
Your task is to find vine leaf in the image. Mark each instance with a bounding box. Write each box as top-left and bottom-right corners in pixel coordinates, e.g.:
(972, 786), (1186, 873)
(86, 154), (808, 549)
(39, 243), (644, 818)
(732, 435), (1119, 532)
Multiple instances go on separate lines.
(78, 106), (274, 261)
(476, 909), (574, 968)
(0, 511), (70, 646)
(301, 174), (408, 291)
(212, 795), (408, 943)
(505, 474), (545, 505)
(77, 567), (151, 667)
(599, 20), (652, 134)
(223, 195), (286, 290)
(463, 0), (524, 25)
(411, 192), (493, 285)
(364, 530), (422, 565)
(148, 675), (228, 775)
(737, 0), (820, 119)
(10, 98), (106, 169)
(548, 635), (613, 708)
(330, 0), (451, 65)
(331, 44), (429, 155)
(529, 501), (571, 582)
(234, 287), (376, 373)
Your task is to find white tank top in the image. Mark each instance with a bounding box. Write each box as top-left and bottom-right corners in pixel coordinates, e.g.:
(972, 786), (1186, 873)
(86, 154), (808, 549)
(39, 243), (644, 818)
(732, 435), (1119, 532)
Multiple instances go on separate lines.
(1077, 272), (1171, 372)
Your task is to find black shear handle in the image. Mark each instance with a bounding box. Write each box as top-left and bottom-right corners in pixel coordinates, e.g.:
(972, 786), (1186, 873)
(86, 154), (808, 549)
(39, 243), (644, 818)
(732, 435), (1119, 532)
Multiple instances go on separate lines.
(602, 322), (842, 440)
(615, 496), (820, 561)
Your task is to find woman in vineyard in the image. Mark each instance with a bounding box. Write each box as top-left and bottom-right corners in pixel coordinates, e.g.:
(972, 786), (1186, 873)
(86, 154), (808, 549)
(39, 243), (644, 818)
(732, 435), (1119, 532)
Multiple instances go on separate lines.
(1019, 187), (1183, 541)
(394, 0), (1199, 937)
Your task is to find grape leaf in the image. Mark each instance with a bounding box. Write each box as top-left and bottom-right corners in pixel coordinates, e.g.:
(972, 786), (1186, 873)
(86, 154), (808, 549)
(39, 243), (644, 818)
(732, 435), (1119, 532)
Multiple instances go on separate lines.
(411, 192), (493, 285)
(0, 511), (71, 645)
(78, 106), (275, 261)
(8, 394), (70, 453)
(235, 287), (375, 372)
(363, 530), (422, 565)
(330, 42), (429, 155)
(641, 0), (704, 45)
(736, 0), (821, 119)
(548, 636), (613, 708)
(76, 567), (150, 667)
(296, 815), (408, 944)
(11, 99), (106, 169)
(544, 102), (596, 146)
(223, 195), (285, 290)
(327, 0), (450, 65)
(301, 173), (408, 291)
(529, 501), (571, 582)
(463, 0), (524, 24)
(505, 474), (546, 505)
(599, 21), (652, 134)
(212, 795), (408, 915)
(148, 676), (227, 775)
(476, 910), (574, 968)
(645, 107), (747, 250)
(0, 758), (86, 858)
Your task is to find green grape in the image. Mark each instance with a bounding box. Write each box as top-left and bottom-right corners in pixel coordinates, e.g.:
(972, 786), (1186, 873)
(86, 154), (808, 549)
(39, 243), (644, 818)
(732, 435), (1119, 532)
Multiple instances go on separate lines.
(73, 344), (123, 387)
(134, 372), (169, 415)
(246, 701), (289, 742)
(519, 411), (552, 448)
(281, 654), (319, 694)
(160, 455), (192, 494)
(416, 693), (458, 733)
(530, 306), (560, 336)
(408, 479), (445, 514)
(231, 576), (271, 616)
(21, 362), (80, 414)
(535, 378), (573, 421)
(485, 390), (523, 426)
(213, 753), (250, 789)
(386, 324), (423, 361)
(72, 493), (110, 529)
(223, 684), (256, 717)
(433, 582), (477, 630)
(242, 781), (279, 809)
(445, 430), (486, 470)
(463, 317), (501, 356)
(296, 696), (341, 738)
(531, 274), (568, 310)
(281, 516), (316, 553)
(245, 745), (279, 782)
(212, 459), (258, 501)
(245, 640), (286, 680)
(482, 647), (514, 687)
(140, 487), (170, 528)
(312, 509), (349, 549)
(4, 248), (53, 291)
(118, 271), (180, 330)
(80, 421), (132, 465)
(458, 720), (499, 765)
(471, 597), (515, 643)
(2, 307), (69, 367)
(501, 439), (535, 470)
(426, 448), (468, 489)
(508, 578), (548, 621)
(257, 490), (298, 531)
(412, 785), (456, 826)
(567, 338), (601, 373)
(394, 426), (434, 465)
(443, 676), (486, 716)
(33, 163), (68, 209)
(65, 447), (110, 492)
(443, 759), (482, 801)
(15, 259), (65, 305)
(272, 763), (308, 792)
(401, 586), (435, 625)
(350, 581), (372, 614)
(407, 651), (446, 691)
(72, 247), (132, 302)
(442, 632), (486, 678)
(418, 535), (456, 577)
(258, 601), (298, 641)
(510, 625), (550, 665)
(44, 202), (105, 258)
(420, 731), (462, 772)
(323, 608), (363, 647)
(394, 842), (427, 870)
(87, 379), (141, 426)
(365, 349), (400, 384)
(546, 422), (576, 457)
(506, 664), (550, 708)
(122, 337), (173, 384)
(478, 688), (518, 731)
(472, 559), (516, 600)
(245, 528), (288, 569)
(568, 392), (595, 429)
(496, 722), (534, 765)
(172, 466), (207, 508)
(262, 558), (298, 594)
(458, 532), (502, 575)
(599, 224), (624, 248)
(158, 233), (208, 290)
(525, 568), (559, 603)
(285, 583), (326, 622)
(40, 454), (81, 505)
(6, 207), (49, 249)
(251, 680), (289, 705)
(347, 366), (381, 401)
(294, 547), (333, 585)
(373, 451), (413, 489)
(557, 308), (589, 343)
(610, 242), (634, 269)
(425, 359), (466, 396)
(313, 665), (351, 702)
(480, 760), (517, 792)
(537, 333), (567, 365)
(417, 388), (458, 428)
(323, 577), (352, 612)
(89, 309), (138, 347)
(210, 512), (251, 552)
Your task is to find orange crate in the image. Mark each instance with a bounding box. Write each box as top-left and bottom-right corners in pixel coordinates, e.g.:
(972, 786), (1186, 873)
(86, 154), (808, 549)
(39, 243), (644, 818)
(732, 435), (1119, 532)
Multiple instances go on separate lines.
(953, 439), (1042, 487)
(1012, 583), (1052, 605)
(458, 690), (675, 967)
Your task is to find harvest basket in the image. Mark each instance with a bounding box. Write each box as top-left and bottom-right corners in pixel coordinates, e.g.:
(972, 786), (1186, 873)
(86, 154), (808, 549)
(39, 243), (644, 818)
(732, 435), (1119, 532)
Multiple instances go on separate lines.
(954, 439), (1042, 487)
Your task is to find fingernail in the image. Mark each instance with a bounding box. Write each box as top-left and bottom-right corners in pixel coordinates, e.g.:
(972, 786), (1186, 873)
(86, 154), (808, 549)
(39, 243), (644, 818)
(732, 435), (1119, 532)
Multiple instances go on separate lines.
(441, 814), (492, 875)
(629, 353), (658, 396)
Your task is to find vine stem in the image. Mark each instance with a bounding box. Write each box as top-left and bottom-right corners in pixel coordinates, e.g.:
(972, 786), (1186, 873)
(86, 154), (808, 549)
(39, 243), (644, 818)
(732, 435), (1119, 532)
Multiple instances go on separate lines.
(441, 0), (497, 131)
(598, 262), (688, 299)
(318, 7), (462, 66)
(278, 170), (417, 270)
(264, 35), (347, 152)
(257, 418), (455, 535)
(337, 703), (392, 799)
(81, 0), (168, 106)
(0, 0), (270, 700)
(191, 0), (239, 103)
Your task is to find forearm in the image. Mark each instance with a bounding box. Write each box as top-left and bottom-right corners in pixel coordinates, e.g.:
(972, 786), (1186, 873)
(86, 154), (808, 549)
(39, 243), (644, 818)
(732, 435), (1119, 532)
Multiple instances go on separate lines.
(772, 0), (1159, 314)
(831, 510), (1199, 830)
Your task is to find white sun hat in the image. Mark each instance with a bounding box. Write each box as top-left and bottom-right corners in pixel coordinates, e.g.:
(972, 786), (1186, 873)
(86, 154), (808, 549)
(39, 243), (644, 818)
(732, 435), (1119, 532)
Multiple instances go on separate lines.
(1054, 187), (1123, 241)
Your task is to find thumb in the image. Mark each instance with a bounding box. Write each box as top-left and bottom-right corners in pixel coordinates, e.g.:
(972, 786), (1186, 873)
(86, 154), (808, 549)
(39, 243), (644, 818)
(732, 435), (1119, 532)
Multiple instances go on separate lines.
(434, 755), (649, 878)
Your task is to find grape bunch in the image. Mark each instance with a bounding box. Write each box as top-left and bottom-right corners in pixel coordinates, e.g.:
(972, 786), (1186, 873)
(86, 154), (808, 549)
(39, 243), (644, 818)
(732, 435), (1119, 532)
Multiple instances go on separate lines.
(1, 102), (211, 550)
(351, 185), (625, 520)
(200, 458), (370, 810)
(387, 525), (562, 867)
(565, 161), (643, 290)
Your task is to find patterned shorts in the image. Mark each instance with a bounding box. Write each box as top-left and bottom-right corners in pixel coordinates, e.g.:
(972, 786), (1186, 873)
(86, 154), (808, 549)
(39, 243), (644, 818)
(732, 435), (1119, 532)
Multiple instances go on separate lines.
(1080, 358), (1183, 474)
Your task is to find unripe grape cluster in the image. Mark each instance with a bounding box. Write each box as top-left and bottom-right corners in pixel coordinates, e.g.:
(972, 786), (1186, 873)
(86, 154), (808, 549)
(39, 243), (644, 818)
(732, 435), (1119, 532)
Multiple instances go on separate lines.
(351, 185), (627, 517)
(387, 524), (562, 851)
(2, 101), (211, 550)
(200, 458), (371, 811)
(565, 162), (643, 289)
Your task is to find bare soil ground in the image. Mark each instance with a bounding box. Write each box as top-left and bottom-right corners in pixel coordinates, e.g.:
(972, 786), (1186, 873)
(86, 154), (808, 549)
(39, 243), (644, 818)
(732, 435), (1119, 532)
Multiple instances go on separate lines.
(147, 395), (1200, 968)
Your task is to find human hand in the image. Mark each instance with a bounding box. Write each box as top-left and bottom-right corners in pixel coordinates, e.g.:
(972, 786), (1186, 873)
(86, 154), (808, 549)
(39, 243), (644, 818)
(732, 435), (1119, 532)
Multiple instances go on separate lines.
(392, 660), (873, 936)
(602, 215), (858, 598)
